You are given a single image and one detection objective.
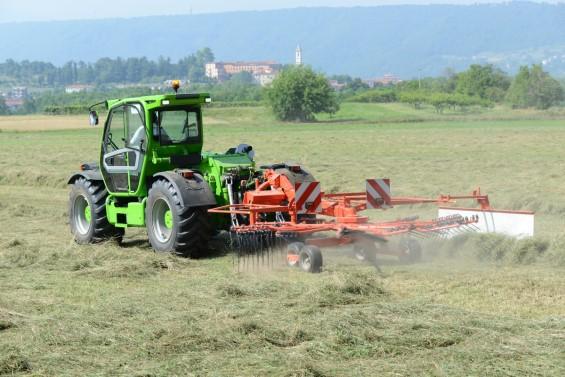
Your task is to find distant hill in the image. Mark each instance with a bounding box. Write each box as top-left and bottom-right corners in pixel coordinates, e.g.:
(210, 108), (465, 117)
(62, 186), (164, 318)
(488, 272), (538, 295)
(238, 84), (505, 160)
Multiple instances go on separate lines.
(2, 2), (565, 78)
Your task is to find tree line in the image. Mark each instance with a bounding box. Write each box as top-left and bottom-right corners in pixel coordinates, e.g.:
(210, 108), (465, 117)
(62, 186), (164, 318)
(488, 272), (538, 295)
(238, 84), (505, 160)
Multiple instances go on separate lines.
(1, 59), (564, 118)
(0, 48), (215, 87)
(0, 72), (265, 116)
(347, 64), (564, 111)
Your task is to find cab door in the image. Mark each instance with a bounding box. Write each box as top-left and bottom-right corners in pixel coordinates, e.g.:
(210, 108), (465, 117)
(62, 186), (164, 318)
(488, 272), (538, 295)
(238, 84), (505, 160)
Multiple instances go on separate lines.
(101, 104), (146, 193)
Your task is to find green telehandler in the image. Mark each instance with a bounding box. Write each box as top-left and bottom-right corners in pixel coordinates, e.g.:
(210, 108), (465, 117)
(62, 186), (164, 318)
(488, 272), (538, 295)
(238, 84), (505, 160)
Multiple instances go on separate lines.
(68, 83), (257, 257)
(68, 84), (522, 271)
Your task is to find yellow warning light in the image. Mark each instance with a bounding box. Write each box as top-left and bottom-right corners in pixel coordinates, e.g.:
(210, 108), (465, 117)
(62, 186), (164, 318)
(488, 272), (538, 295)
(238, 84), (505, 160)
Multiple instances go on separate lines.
(171, 80), (181, 93)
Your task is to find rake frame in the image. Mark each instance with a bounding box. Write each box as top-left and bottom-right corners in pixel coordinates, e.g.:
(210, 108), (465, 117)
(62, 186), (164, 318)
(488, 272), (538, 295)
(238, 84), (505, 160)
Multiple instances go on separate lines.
(209, 168), (489, 247)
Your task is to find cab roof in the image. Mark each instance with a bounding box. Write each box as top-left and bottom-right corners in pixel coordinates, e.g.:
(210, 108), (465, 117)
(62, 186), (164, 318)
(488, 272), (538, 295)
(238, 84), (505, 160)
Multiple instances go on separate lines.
(106, 93), (211, 110)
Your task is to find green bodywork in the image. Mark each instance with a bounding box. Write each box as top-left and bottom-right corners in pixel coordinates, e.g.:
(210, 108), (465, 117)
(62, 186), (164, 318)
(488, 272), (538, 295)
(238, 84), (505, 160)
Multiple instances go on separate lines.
(98, 93), (255, 228)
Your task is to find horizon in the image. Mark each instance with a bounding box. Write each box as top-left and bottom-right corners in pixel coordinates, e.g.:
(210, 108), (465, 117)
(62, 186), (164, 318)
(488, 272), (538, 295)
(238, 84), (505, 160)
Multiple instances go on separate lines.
(0, 0), (562, 24)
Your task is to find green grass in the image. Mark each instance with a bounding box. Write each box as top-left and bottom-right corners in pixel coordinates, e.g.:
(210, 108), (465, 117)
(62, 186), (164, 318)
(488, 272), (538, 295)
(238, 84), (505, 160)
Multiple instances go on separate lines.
(0, 103), (564, 376)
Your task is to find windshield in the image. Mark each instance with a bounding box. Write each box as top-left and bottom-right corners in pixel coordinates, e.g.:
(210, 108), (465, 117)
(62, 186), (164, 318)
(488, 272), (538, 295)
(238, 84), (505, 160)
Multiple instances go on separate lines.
(155, 109), (200, 145)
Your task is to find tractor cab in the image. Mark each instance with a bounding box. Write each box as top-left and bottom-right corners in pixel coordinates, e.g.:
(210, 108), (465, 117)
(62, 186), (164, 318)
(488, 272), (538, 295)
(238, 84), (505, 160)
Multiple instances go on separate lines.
(91, 92), (212, 196)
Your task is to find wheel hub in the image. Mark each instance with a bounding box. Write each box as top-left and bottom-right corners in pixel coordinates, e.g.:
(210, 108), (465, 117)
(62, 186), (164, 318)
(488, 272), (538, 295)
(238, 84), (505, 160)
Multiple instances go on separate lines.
(73, 195), (91, 235)
(164, 210), (173, 229)
(151, 198), (173, 243)
(84, 205), (91, 223)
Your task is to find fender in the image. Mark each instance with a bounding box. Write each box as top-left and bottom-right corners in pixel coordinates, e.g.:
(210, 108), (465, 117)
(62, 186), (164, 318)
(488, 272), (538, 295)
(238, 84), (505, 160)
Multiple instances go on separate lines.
(67, 170), (103, 184)
(153, 171), (217, 208)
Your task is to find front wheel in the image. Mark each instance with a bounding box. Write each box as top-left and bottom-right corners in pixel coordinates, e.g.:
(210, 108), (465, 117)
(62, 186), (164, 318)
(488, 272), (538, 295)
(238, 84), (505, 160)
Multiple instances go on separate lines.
(69, 178), (123, 244)
(146, 179), (211, 258)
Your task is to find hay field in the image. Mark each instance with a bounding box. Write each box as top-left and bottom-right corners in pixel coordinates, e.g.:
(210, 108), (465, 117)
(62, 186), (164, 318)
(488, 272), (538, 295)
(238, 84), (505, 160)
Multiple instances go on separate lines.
(0, 103), (564, 376)
(0, 115), (86, 132)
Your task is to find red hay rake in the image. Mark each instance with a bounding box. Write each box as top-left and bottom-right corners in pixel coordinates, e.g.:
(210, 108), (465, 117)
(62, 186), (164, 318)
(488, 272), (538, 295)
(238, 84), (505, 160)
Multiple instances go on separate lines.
(209, 166), (495, 272)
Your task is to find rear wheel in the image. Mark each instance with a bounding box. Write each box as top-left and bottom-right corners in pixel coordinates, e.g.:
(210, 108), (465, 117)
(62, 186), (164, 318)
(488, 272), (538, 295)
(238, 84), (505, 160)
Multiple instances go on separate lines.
(146, 179), (212, 258)
(69, 178), (124, 244)
(299, 245), (323, 273)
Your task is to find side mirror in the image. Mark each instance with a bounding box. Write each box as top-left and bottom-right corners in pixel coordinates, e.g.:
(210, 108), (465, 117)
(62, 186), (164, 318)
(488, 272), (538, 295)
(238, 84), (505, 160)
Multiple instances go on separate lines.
(89, 110), (99, 126)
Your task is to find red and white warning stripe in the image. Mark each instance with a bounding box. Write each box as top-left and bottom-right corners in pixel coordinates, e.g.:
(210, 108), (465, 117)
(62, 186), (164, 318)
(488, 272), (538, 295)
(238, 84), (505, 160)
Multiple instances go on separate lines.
(295, 182), (322, 214)
(366, 179), (392, 209)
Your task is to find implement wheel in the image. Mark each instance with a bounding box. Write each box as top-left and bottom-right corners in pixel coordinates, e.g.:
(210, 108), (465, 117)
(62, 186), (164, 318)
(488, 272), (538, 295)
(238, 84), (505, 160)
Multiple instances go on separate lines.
(69, 178), (123, 244)
(353, 240), (384, 272)
(399, 238), (422, 264)
(146, 179), (212, 258)
(299, 245), (323, 273)
(286, 242), (304, 267)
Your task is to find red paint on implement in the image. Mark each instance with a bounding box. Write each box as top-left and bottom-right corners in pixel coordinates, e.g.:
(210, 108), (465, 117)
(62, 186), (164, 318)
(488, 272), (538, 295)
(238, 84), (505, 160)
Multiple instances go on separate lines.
(208, 167), (505, 247)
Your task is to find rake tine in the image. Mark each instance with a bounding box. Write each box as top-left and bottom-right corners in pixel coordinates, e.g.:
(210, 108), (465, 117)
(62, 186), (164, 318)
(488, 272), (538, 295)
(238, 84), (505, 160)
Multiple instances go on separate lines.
(451, 227), (459, 235)
(269, 233), (273, 269)
(239, 233), (244, 271)
(438, 229), (449, 239)
(412, 230), (426, 239)
(261, 232), (265, 267)
(469, 223), (481, 231)
(451, 227), (464, 235)
(457, 225), (471, 234)
(462, 224), (475, 232)
(253, 232), (258, 271)
(272, 232), (277, 268)
(251, 232), (255, 270)
(245, 236), (249, 271)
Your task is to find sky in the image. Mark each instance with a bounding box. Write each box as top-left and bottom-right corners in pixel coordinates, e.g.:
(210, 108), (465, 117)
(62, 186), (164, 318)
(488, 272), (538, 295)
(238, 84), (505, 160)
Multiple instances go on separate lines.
(0, 0), (562, 23)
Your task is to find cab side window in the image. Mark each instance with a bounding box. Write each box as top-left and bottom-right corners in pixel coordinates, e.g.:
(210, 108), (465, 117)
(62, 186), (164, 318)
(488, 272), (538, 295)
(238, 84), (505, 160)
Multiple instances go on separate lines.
(126, 105), (145, 149)
(105, 107), (126, 152)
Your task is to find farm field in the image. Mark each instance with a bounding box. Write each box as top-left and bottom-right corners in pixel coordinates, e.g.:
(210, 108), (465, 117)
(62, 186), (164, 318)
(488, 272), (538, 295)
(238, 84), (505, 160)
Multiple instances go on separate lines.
(1, 103), (564, 376)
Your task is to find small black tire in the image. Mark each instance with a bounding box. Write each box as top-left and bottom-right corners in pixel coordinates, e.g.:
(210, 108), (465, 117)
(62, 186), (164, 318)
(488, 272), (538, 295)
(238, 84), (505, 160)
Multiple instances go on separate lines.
(399, 238), (423, 264)
(353, 244), (367, 261)
(299, 245), (323, 273)
(69, 177), (124, 244)
(286, 242), (304, 267)
(146, 179), (212, 258)
(353, 240), (385, 272)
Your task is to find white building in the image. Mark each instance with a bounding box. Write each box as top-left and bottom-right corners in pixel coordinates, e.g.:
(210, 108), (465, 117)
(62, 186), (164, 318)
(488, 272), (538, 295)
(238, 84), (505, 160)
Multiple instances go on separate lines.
(205, 61), (282, 81)
(65, 84), (93, 94)
(295, 45), (303, 66)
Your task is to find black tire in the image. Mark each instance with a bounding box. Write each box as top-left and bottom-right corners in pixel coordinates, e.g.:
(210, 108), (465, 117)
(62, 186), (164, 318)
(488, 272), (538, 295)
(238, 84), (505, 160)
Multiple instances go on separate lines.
(353, 240), (385, 272)
(145, 179), (212, 258)
(69, 177), (124, 244)
(299, 245), (323, 273)
(286, 242), (304, 267)
(353, 244), (367, 261)
(399, 238), (423, 264)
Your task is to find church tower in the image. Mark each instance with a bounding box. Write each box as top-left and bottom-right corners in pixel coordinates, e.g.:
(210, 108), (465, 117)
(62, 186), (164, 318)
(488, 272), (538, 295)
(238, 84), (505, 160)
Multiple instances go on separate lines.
(295, 45), (303, 66)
